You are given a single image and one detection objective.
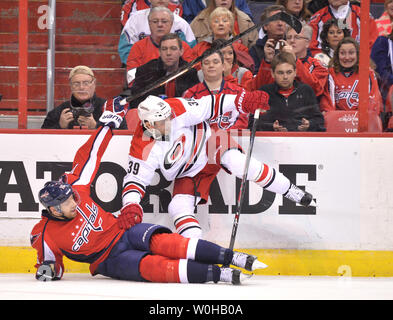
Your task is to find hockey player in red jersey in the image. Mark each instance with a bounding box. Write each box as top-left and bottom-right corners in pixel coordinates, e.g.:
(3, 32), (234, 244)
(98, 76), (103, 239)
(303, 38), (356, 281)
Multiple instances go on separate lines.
(31, 97), (268, 284)
(122, 89), (316, 239)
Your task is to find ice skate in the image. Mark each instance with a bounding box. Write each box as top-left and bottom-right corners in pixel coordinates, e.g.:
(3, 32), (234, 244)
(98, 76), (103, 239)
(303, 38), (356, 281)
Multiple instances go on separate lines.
(231, 251), (268, 271)
(284, 184), (316, 207)
(219, 267), (252, 285)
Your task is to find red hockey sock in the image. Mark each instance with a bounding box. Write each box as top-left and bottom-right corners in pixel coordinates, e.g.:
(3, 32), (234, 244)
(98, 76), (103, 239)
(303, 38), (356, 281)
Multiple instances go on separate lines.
(139, 255), (180, 283)
(150, 233), (190, 259)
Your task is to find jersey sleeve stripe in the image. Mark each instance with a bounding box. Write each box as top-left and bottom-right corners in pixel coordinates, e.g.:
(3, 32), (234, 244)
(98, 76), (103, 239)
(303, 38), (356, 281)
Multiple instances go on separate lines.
(122, 182), (146, 198)
(168, 98), (187, 118)
(71, 126), (112, 187)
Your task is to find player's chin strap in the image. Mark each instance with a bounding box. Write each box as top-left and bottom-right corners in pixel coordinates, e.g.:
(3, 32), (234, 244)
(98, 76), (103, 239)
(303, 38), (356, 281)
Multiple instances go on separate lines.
(119, 11), (302, 107)
(143, 123), (170, 141)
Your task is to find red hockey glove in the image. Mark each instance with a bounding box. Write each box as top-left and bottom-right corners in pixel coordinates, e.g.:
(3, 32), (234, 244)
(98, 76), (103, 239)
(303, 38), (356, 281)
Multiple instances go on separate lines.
(104, 96), (129, 115)
(234, 90), (270, 114)
(100, 96), (129, 128)
(118, 203), (143, 229)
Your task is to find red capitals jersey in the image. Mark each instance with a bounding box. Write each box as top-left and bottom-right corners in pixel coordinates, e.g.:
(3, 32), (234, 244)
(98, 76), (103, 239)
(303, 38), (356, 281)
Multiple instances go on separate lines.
(327, 68), (382, 112)
(308, 3), (377, 56)
(30, 126), (125, 279)
(182, 79), (248, 129)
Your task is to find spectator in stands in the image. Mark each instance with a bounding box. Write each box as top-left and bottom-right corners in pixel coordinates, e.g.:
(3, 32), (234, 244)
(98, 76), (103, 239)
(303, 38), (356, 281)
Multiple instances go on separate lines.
(249, 5), (287, 74)
(286, 23), (334, 112)
(128, 33), (199, 108)
(328, 37), (383, 113)
(182, 0), (253, 24)
(119, 0), (195, 65)
(183, 48), (248, 129)
(41, 66), (127, 130)
(370, 29), (393, 129)
(190, 7), (254, 72)
(371, 28), (393, 107)
(307, 0), (328, 14)
(126, 7), (195, 84)
(276, 0), (312, 22)
(313, 18), (351, 67)
(121, 0), (183, 27)
(375, 0), (393, 36)
(220, 42), (254, 88)
(308, 0), (378, 56)
(246, 22), (334, 112)
(190, 0), (258, 49)
(256, 0), (311, 42)
(251, 52), (325, 132)
(194, 38), (253, 89)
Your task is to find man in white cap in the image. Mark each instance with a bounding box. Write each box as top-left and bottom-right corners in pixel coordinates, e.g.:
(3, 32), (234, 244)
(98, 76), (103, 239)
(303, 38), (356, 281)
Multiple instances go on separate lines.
(41, 66), (127, 130)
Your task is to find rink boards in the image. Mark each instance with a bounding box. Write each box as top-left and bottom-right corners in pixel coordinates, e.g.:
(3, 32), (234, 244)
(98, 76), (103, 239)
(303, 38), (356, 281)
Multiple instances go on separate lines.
(0, 131), (392, 276)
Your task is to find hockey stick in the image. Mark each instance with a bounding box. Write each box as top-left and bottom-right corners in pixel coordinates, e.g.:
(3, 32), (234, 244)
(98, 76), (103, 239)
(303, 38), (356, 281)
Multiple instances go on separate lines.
(228, 108), (262, 252)
(120, 11), (301, 106)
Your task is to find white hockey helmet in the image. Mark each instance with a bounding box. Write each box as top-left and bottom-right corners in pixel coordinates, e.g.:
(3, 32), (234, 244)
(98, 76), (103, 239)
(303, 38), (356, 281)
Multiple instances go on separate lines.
(137, 95), (172, 138)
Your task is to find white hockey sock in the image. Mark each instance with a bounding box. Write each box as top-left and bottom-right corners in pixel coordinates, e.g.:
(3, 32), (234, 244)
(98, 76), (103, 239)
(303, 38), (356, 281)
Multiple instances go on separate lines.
(168, 194), (202, 238)
(220, 149), (290, 195)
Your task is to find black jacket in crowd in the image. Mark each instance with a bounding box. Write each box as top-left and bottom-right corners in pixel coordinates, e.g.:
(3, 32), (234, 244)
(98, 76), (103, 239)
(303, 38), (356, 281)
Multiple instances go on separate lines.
(41, 94), (128, 130)
(250, 80), (326, 132)
(128, 57), (200, 108)
(249, 36), (268, 75)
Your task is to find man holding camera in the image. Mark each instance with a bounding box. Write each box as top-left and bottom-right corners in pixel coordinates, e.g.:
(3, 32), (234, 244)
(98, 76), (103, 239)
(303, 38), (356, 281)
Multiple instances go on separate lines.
(41, 66), (127, 130)
(249, 5), (287, 74)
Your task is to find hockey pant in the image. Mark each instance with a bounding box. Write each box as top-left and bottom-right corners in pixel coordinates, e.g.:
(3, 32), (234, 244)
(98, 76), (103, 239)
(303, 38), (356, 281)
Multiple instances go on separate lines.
(96, 223), (233, 283)
(169, 148), (291, 238)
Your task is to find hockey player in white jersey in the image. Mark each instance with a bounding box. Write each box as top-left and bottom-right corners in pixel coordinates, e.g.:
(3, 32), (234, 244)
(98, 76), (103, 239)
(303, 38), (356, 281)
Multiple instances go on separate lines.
(122, 90), (315, 238)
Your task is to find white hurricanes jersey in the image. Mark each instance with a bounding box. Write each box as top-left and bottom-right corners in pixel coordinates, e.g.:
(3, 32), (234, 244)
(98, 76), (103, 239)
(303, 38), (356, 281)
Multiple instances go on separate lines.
(122, 94), (241, 205)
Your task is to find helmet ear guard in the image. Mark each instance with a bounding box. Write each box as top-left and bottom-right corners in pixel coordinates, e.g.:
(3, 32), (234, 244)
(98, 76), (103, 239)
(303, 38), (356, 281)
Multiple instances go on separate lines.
(137, 95), (172, 139)
(38, 180), (78, 220)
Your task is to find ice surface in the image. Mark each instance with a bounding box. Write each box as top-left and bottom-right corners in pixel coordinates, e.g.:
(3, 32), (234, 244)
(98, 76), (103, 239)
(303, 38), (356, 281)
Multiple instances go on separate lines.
(1, 274), (393, 300)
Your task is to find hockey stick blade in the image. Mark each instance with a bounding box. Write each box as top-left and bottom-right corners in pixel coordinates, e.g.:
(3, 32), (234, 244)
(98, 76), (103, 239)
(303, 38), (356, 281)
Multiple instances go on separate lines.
(263, 11), (302, 34)
(120, 12), (301, 106)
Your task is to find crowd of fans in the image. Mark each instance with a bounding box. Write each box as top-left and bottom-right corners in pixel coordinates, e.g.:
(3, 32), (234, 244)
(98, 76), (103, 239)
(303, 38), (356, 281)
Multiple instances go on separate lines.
(42, 0), (393, 132)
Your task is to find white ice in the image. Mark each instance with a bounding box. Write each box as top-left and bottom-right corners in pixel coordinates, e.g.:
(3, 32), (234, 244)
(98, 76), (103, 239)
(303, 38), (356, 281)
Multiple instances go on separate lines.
(1, 274), (393, 300)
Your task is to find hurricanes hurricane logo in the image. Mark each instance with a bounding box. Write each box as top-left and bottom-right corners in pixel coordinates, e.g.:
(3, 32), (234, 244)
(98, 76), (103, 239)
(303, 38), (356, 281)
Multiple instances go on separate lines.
(164, 135), (186, 170)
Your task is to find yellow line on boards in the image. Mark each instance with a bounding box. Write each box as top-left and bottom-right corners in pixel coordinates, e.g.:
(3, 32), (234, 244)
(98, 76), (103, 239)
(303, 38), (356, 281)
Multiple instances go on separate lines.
(2, 247), (393, 277)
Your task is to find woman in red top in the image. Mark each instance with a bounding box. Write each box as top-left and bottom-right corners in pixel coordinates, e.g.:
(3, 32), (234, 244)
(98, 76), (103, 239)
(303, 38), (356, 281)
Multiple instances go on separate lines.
(327, 37), (382, 113)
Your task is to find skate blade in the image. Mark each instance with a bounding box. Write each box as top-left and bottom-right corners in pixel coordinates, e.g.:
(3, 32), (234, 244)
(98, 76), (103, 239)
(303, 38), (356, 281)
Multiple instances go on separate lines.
(239, 272), (254, 284)
(252, 260), (268, 271)
(309, 199), (317, 207)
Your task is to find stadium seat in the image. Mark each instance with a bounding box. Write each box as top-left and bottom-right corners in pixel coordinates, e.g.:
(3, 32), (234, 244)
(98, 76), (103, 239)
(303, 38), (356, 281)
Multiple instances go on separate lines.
(324, 111), (383, 133)
(125, 108), (140, 134)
